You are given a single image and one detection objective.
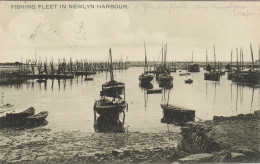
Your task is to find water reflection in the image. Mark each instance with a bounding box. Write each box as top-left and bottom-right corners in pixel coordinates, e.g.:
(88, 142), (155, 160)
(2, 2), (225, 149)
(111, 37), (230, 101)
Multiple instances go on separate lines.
(94, 115), (125, 133)
(0, 68), (259, 132)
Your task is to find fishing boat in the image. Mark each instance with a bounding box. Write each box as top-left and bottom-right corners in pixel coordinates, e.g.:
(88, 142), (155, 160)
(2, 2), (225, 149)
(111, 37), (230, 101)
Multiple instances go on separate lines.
(6, 107), (35, 120)
(36, 79), (47, 83)
(139, 42), (154, 83)
(188, 52), (200, 72)
(26, 111), (48, 126)
(157, 43), (173, 84)
(185, 79), (193, 84)
(94, 98), (127, 116)
(161, 104), (195, 125)
(94, 48), (127, 119)
(0, 107), (35, 127)
(84, 76), (94, 81)
(100, 81), (125, 97)
(204, 46), (220, 81)
(179, 73), (191, 76)
(139, 82), (153, 89)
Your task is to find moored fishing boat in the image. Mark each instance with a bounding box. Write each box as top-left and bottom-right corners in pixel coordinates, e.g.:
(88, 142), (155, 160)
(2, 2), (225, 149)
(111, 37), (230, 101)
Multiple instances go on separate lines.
(185, 79), (193, 84)
(139, 42), (154, 83)
(0, 107), (35, 127)
(94, 98), (127, 116)
(161, 104), (195, 125)
(93, 48), (128, 126)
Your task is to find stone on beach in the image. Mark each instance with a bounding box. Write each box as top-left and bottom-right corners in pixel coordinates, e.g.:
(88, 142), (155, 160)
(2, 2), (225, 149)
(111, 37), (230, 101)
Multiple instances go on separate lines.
(178, 153), (214, 162)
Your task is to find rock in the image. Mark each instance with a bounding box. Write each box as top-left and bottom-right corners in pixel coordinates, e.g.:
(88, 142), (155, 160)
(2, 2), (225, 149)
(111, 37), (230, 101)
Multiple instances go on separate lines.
(178, 153), (214, 163)
(230, 152), (246, 162)
(171, 162), (180, 164)
(232, 147), (257, 157)
(112, 149), (124, 157)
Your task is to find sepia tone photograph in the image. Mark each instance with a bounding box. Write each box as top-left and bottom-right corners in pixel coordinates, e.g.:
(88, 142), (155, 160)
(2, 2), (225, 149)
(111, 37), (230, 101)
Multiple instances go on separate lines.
(0, 1), (259, 163)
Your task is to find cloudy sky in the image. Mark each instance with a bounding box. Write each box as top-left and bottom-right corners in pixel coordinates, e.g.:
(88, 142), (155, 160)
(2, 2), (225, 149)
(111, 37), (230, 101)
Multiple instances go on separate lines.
(0, 1), (260, 62)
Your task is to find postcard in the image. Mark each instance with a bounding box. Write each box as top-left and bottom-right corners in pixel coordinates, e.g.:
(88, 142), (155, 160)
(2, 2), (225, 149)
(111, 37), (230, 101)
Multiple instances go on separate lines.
(0, 0), (259, 163)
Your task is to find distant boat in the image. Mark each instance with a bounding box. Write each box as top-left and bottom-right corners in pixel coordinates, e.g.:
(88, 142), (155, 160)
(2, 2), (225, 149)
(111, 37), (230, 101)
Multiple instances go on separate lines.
(185, 79), (193, 84)
(204, 45), (220, 81)
(84, 77), (94, 81)
(36, 79), (47, 83)
(139, 42), (154, 83)
(157, 43), (173, 84)
(179, 73), (190, 76)
(147, 89), (162, 94)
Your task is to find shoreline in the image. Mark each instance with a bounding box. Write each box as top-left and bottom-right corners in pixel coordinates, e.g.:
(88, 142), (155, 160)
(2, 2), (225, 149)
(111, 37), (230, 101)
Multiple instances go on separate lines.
(0, 110), (259, 163)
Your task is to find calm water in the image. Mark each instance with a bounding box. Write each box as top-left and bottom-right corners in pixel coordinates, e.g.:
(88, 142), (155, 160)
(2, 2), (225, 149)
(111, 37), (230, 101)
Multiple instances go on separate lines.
(0, 67), (259, 132)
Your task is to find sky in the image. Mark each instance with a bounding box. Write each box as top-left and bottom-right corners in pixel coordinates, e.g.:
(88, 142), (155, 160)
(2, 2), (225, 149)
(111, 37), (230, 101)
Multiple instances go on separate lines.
(0, 1), (260, 62)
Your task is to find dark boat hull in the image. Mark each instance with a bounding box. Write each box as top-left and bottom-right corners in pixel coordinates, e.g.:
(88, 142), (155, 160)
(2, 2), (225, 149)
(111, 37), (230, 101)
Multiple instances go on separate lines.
(101, 81), (125, 97)
(1, 107), (35, 127)
(204, 72), (220, 81)
(139, 74), (154, 83)
(147, 89), (162, 94)
(161, 104), (195, 125)
(94, 99), (127, 116)
(27, 111), (48, 126)
(84, 78), (94, 81)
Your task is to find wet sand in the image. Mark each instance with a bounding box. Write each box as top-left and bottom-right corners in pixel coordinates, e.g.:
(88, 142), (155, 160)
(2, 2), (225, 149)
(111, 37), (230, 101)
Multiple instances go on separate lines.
(0, 127), (181, 163)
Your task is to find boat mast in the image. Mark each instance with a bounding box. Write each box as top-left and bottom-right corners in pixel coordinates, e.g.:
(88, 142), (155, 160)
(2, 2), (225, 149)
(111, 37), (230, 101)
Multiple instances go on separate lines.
(214, 45), (216, 69)
(144, 42), (147, 73)
(109, 48), (114, 81)
(236, 48), (239, 71)
(192, 51), (193, 63)
(206, 50), (208, 66)
(250, 43), (254, 70)
(164, 43), (167, 70)
(231, 50), (233, 70)
(161, 41), (164, 68)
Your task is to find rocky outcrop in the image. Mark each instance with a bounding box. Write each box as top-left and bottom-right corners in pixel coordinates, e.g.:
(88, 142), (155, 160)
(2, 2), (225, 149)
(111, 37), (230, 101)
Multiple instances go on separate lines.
(178, 121), (222, 153)
(178, 111), (260, 163)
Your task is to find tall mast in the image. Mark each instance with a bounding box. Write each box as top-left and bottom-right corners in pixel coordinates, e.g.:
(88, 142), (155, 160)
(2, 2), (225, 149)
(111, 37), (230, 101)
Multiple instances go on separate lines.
(241, 47), (244, 70)
(161, 41), (164, 66)
(231, 50), (233, 69)
(258, 44), (260, 69)
(214, 45), (216, 69)
(206, 50), (208, 66)
(250, 43), (254, 70)
(192, 51), (193, 63)
(144, 42), (147, 73)
(164, 43), (167, 69)
(236, 47), (239, 71)
(109, 48), (114, 81)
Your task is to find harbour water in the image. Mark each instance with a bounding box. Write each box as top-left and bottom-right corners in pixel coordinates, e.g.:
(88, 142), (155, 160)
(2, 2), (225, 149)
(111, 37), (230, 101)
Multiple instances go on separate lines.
(0, 67), (259, 133)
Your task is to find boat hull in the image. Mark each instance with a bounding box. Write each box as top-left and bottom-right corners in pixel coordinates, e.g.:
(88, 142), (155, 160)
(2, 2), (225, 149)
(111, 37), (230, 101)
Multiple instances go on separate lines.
(147, 89), (162, 94)
(27, 111), (48, 127)
(161, 104), (195, 125)
(94, 99), (127, 116)
(204, 72), (220, 81)
(139, 74), (154, 83)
